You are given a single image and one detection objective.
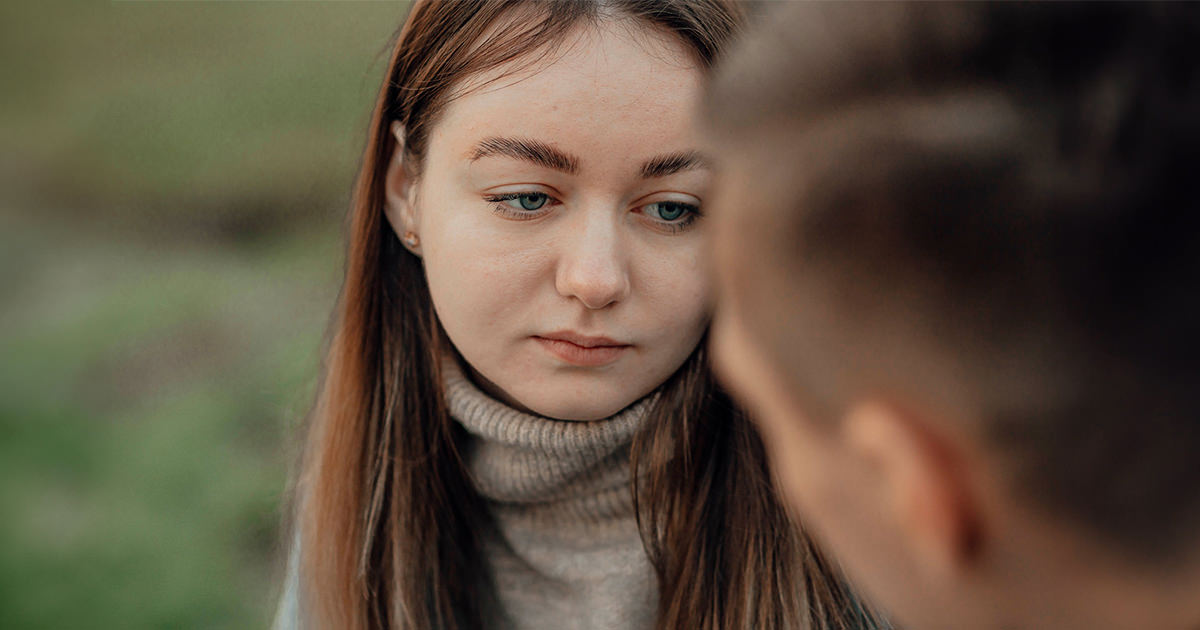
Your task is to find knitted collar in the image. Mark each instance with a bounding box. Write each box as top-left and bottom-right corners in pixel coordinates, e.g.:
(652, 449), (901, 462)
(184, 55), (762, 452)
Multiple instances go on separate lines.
(442, 358), (656, 526)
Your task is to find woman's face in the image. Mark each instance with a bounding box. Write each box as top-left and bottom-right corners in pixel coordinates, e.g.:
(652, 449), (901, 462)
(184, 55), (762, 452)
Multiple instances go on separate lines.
(389, 21), (711, 420)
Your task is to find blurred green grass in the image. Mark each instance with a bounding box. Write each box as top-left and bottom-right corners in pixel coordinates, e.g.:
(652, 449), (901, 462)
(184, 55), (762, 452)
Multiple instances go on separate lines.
(0, 2), (407, 628)
(2, 0), (404, 236)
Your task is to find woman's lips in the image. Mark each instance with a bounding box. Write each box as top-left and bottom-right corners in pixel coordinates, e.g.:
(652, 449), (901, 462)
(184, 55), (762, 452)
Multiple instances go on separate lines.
(533, 333), (631, 367)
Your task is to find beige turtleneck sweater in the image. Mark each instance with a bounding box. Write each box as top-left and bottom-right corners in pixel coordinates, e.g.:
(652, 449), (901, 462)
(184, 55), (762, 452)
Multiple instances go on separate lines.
(273, 362), (659, 630)
(444, 360), (658, 630)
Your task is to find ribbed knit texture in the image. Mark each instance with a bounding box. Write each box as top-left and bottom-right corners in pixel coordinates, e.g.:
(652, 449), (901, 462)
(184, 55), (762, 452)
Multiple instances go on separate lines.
(444, 359), (659, 630)
(271, 362), (660, 630)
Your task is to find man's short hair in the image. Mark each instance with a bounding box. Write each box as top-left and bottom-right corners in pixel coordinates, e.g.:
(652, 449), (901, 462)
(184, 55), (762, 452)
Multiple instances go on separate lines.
(707, 2), (1200, 561)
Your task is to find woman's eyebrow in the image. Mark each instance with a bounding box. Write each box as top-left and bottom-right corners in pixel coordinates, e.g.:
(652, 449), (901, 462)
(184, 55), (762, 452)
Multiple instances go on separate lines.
(470, 136), (579, 174)
(640, 151), (709, 178)
(469, 138), (708, 180)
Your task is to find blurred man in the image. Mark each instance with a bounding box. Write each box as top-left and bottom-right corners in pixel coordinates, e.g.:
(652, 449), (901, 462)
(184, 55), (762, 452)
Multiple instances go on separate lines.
(705, 3), (1200, 629)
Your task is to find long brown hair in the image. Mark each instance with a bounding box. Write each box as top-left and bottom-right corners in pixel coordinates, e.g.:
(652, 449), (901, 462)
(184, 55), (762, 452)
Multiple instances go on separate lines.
(297, 1), (883, 628)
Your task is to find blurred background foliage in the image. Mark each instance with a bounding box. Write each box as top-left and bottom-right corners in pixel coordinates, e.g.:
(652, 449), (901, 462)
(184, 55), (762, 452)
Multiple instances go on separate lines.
(0, 2), (408, 628)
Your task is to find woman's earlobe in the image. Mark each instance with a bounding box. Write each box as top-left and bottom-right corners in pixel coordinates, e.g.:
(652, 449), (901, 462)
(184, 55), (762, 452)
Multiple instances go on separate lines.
(384, 121), (421, 257)
(402, 231), (421, 251)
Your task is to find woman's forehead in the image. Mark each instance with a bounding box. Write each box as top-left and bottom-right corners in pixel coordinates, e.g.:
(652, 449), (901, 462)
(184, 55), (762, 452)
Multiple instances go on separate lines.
(429, 21), (705, 170)
(452, 16), (700, 98)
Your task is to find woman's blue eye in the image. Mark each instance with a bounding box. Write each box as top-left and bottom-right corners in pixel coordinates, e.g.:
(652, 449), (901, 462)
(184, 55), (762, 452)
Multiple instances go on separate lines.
(502, 193), (548, 211)
(483, 192), (555, 220)
(645, 201), (694, 222)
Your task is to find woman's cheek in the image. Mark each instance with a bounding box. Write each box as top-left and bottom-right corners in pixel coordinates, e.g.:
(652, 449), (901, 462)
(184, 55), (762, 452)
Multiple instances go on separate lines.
(438, 248), (553, 352)
(638, 242), (712, 333)
(424, 205), (522, 300)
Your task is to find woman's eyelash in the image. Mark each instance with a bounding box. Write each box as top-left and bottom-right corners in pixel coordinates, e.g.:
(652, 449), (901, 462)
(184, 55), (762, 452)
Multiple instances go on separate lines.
(483, 192), (555, 219)
(652, 212), (699, 234)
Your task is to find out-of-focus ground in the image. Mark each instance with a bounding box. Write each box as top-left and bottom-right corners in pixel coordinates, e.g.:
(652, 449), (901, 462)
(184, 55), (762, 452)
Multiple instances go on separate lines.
(0, 2), (407, 628)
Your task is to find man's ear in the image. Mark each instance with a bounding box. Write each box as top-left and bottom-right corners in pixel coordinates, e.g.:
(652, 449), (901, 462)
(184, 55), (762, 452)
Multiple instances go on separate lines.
(384, 121), (421, 256)
(843, 399), (985, 577)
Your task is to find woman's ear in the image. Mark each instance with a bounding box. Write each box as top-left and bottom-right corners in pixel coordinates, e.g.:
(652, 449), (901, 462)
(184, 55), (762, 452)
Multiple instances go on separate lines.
(384, 121), (422, 256)
(843, 399), (985, 578)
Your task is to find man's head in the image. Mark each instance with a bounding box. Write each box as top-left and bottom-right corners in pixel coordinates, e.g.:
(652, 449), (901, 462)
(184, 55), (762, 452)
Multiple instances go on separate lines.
(705, 3), (1200, 629)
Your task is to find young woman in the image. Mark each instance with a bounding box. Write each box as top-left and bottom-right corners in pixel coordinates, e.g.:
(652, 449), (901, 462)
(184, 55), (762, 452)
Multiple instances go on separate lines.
(277, 1), (884, 629)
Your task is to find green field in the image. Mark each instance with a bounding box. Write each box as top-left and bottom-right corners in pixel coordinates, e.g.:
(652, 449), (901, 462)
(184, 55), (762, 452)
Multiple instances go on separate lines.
(0, 2), (408, 628)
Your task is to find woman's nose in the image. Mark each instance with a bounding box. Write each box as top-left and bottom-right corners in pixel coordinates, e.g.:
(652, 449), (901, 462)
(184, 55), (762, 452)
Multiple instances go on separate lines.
(554, 211), (631, 310)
